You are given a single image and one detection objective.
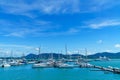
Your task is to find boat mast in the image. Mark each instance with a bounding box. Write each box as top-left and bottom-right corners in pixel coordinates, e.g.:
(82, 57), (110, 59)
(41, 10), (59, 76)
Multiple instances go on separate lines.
(22, 52), (25, 60)
(78, 50), (80, 59)
(38, 47), (41, 59)
(85, 48), (87, 62)
(36, 47), (41, 60)
(10, 50), (13, 59)
(65, 44), (68, 59)
(51, 52), (53, 59)
(58, 51), (60, 60)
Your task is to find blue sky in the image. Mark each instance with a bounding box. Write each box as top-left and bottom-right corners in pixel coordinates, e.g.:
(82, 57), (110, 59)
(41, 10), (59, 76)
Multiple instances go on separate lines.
(0, 0), (120, 56)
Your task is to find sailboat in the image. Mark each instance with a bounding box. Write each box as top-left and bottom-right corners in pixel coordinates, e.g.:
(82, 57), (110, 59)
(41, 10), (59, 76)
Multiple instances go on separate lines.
(76, 48), (93, 68)
(1, 51), (11, 68)
(54, 45), (74, 68)
(32, 48), (54, 68)
(32, 47), (45, 68)
(32, 58), (55, 68)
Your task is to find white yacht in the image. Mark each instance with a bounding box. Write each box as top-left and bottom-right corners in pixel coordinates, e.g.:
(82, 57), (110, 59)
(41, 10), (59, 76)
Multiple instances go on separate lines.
(32, 59), (55, 68)
(95, 56), (110, 61)
(32, 63), (48, 68)
(56, 62), (74, 68)
(1, 61), (11, 68)
(9, 60), (20, 66)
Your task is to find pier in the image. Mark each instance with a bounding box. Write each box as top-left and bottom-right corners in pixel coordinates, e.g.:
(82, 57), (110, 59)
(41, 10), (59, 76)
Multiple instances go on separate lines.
(91, 65), (120, 74)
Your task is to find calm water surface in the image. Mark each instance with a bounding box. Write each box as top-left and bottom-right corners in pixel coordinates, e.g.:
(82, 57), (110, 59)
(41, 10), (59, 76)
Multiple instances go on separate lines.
(0, 59), (120, 80)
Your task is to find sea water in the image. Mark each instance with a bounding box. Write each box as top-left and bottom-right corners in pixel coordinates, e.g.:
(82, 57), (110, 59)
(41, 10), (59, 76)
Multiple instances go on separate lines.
(0, 59), (120, 80)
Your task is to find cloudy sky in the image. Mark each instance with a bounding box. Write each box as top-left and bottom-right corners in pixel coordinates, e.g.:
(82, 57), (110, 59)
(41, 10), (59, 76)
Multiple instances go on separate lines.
(0, 0), (120, 56)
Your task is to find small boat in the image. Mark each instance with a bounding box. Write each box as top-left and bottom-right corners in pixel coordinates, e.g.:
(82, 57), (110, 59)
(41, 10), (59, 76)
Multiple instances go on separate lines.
(1, 61), (11, 68)
(32, 59), (55, 68)
(95, 56), (110, 61)
(9, 60), (20, 66)
(56, 62), (74, 68)
(32, 63), (48, 68)
(27, 60), (36, 64)
(2, 63), (11, 67)
(79, 62), (93, 68)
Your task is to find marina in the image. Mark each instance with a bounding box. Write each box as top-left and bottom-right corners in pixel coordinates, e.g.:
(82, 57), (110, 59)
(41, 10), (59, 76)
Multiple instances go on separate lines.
(1, 57), (120, 74)
(1, 59), (120, 80)
(0, 0), (120, 80)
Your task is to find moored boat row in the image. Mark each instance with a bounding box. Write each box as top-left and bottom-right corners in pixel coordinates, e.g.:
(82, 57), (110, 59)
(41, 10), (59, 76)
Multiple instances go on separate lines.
(0, 59), (28, 68)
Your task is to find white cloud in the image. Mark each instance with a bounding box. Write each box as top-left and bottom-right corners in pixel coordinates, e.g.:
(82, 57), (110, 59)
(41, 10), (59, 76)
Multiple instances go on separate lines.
(89, 0), (120, 11)
(0, 19), (59, 37)
(0, 44), (34, 49)
(87, 19), (120, 29)
(106, 50), (112, 52)
(0, 44), (36, 56)
(0, 19), (80, 37)
(67, 28), (79, 33)
(4, 28), (37, 37)
(0, 0), (80, 17)
(73, 50), (80, 54)
(97, 40), (103, 44)
(67, 51), (72, 54)
(0, 0), (119, 17)
(35, 48), (40, 51)
(0, 0), (120, 37)
(115, 44), (120, 48)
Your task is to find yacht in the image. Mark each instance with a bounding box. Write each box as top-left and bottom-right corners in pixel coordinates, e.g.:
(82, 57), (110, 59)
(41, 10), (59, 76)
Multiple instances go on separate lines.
(32, 59), (55, 68)
(95, 56), (110, 61)
(32, 63), (48, 68)
(55, 61), (74, 68)
(9, 60), (20, 66)
(1, 61), (11, 68)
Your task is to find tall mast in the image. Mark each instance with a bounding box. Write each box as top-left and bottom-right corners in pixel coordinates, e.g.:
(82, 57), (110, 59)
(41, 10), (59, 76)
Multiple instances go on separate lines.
(58, 51), (60, 60)
(38, 47), (41, 59)
(85, 48), (87, 62)
(36, 47), (41, 60)
(78, 50), (80, 59)
(38, 47), (40, 55)
(22, 52), (25, 60)
(51, 52), (53, 59)
(60, 50), (63, 59)
(65, 44), (68, 59)
(10, 50), (13, 59)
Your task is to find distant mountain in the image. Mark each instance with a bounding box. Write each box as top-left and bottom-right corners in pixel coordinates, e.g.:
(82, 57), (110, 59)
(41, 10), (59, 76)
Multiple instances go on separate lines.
(25, 53), (37, 59)
(88, 52), (120, 59)
(25, 52), (120, 59)
(25, 53), (83, 59)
